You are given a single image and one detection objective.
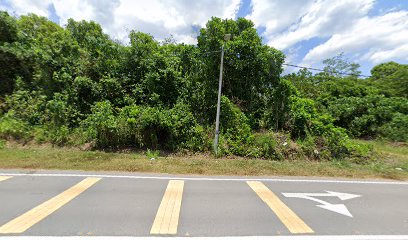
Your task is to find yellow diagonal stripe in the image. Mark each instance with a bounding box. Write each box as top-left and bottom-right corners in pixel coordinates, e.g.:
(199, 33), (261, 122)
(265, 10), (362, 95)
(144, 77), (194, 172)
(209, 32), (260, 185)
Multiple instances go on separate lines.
(0, 177), (101, 234)
(150, 180), (184, 235)
(247, 181), (314, 234)
(0, 176), (12, 182)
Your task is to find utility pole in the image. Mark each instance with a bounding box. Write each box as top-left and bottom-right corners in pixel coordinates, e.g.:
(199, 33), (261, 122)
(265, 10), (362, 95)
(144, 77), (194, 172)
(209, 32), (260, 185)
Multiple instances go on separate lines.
(213, 34), (231, 155)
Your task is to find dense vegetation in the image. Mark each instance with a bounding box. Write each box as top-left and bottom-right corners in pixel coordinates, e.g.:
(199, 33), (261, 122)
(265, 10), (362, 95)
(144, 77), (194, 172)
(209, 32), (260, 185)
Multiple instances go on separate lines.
(0, 11), (407, 161)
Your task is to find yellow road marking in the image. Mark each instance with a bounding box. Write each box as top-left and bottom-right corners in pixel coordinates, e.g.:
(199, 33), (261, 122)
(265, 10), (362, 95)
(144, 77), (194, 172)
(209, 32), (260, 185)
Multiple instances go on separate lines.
(150, 180), (184, 235)
(0, 177), (101, 234)
(0, 176), (12, 182)
(247, 181), (314, 234)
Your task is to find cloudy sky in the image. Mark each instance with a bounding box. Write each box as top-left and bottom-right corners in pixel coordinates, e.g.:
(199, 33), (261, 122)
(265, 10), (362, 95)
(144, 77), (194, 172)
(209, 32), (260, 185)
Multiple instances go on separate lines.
(1, 0), (407, 75)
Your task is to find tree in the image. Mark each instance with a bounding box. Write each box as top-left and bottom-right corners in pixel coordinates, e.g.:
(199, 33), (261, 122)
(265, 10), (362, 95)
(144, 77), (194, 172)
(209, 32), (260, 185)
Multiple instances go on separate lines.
(322, 53), (361, 77)
(0, 11), (21, 96)
(66, 19), (123, 81)
(14, 14), (81, 96)
(370, 62), (408, 97)
(0, 11), (18, 43)
(197, 17), (285, 127)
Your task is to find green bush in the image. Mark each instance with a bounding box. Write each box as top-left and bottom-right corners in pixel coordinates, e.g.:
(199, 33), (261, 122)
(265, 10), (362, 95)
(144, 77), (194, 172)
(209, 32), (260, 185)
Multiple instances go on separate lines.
(289, 96), (315, 138)
(327, 95), (408, 138)
(126, 105), (171, 149)
(169, 102), (206, 150)
(119, 102), (205, 150)
(379, 113), (408, 142)
(297, 134), (319, 159)
(322, 126), (350, 159)
(80, 100), (119, 148)
(44, 93), (77, 127)
(217, 96), (252, 156)
(345, 140), (373, 163)
(80, 101), (206, 150)
(48, 126), (70, 146)
(3, 91), (47, 125)
(0, 112), (32, 140)
(247, 132), (282, 160)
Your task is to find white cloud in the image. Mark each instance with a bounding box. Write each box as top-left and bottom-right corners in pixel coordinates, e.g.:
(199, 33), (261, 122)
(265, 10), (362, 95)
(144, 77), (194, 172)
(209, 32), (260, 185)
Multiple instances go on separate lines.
(256, 0), (373, 49)
(367, 44), (408, 64)
(113, 0), (241, 43)
(248, 0), (407, 70)
(248, 0), (315, 36)
(53, 0), (94, 23)
(0, 0), (241, 44)
(1, 0), (51, 17)
(303, 11), (408, 65)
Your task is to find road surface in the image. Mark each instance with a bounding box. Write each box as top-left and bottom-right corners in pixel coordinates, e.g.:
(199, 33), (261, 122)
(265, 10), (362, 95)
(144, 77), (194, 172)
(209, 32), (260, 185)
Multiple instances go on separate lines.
(0, 169), (407, 239)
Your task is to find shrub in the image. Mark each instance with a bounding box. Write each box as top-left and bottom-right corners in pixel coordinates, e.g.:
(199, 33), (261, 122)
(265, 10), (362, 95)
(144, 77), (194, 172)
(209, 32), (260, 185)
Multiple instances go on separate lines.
(3, 90), (47, 125)
(130, 106), (171, 149)
(48, 126), (70, 146)
(0, 112), (32, 140)
(80, 100), (119, 148)
(322, 126), (350, 159)
(247, 132), (282, 160)
(298, 134), (319, 159)
(379, 113), (408, 142)
(81, 101), (206, 150)
(168, 102), (206, 150)
(119, 102), (205, 150)
(288, 96), (316, 138)
(44, 93), (77, 127)
(217, 96), (252, 156)
(327, 95), (408, 138)
(344, 140), (373, 163)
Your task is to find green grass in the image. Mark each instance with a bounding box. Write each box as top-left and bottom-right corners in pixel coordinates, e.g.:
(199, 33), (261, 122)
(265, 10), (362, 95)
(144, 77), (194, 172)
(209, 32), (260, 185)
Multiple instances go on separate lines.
(0, 140), (406, 180)
(356, 139), (408, 175)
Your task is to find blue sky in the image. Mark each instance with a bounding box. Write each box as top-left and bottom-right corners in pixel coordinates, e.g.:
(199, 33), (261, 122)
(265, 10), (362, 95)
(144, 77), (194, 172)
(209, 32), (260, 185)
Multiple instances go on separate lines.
(1, 0), (407, 76)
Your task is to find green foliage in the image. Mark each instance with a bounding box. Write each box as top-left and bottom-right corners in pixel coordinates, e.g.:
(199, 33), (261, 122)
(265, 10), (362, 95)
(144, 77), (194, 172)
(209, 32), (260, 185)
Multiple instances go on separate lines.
(0, 11), (20, 96)
(247, 132), (282, 160)
(0, 11), (18, 43)
(0, 113), (32, 140)
(146, 149), (160, 159)
(264, 79), (298, 130)
(379, 113), (408, 142)
(2, 11), (404, 163)
(197, 17), (284, 127)
(289, 96), (316, 138)
(322, 53), (361, 77)
(217, 96), (252, 156)
(119, 102), (205, 150)
(285, 54), (407, 143)
(370, 62), (408, 97)
(80, 101), (118, 148)
(3, 90), (47, 125)
(297, 135), (322, 159)
(327, 95), (407, 138)
(80, 101), (205, 150)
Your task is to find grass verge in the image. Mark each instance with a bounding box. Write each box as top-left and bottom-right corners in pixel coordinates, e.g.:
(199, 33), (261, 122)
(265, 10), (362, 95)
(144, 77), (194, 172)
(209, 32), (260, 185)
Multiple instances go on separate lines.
(0, 140), (406, 180)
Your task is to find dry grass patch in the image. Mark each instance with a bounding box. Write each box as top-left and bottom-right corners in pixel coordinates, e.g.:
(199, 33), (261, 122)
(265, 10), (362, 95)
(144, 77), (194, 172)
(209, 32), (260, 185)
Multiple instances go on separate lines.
(0, 140), (406, 180)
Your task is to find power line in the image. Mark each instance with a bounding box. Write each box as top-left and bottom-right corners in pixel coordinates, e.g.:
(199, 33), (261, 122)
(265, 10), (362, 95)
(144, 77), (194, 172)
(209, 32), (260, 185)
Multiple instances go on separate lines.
(166, 50), (221, 57)
(282, 63), (371, 78)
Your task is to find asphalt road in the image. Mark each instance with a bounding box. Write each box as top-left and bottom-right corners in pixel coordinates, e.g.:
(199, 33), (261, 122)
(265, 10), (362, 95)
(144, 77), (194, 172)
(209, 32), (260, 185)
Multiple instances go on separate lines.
(0, 169), (407, 239)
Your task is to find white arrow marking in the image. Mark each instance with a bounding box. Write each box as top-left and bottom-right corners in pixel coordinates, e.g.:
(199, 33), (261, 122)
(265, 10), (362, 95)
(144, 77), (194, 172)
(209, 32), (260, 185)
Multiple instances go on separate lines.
(282, 191), (361, 217)
(317, 204), (353, 217)
(284, 191), (360, 200)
